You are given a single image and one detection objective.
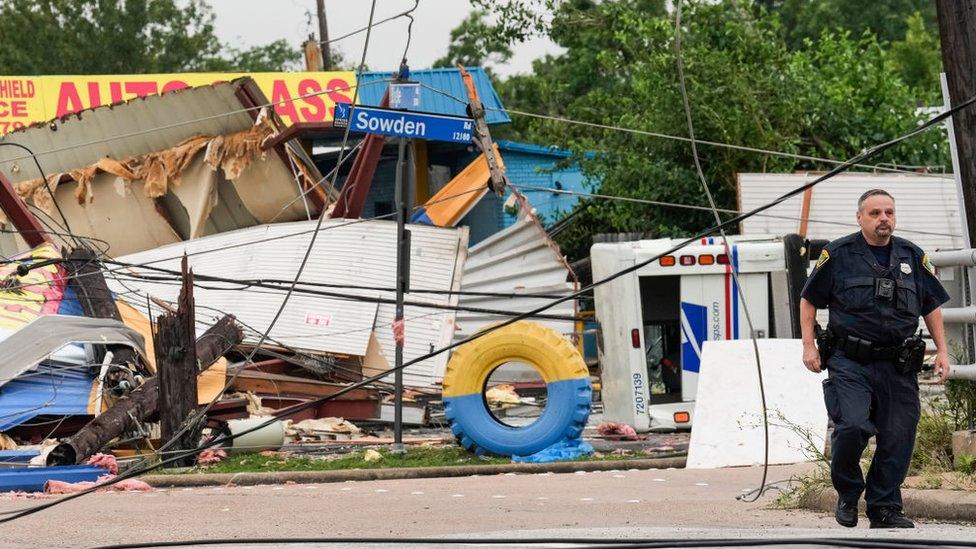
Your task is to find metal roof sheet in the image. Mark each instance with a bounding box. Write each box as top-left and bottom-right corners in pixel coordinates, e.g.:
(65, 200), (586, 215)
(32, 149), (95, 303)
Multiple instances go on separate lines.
(738, 173), (966, 252)
(0, 78), (262, 184)
(457, 197), (578, 345)
(111, 219), (467, 387)
(357, 67), (511, 125)
(0, 365), (94, 431)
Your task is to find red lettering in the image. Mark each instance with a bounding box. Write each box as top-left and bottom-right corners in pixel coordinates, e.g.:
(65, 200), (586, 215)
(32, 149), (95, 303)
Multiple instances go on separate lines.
(110, 82), (123, 103)
(87, 82), (102, 108)
(55, 83), (85, 117)
(25, 80), (34, 98)
(0, 100), (9, 117)
(11, 100), (26, 117)
(297, 79), (326, 122)
(271, 80), (299, 124)
(124, 81), (158, 98)
(327, 78), (353, 115)
(161, 80), (189, 94)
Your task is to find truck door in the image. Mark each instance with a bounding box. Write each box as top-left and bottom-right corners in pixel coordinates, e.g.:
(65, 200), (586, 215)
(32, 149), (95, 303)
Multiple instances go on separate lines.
(679, 271), (769, 401)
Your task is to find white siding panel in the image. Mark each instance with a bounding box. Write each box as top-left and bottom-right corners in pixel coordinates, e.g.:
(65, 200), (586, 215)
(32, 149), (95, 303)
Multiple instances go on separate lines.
(738, 173), (965, 252)
(111, 219), (466, 386)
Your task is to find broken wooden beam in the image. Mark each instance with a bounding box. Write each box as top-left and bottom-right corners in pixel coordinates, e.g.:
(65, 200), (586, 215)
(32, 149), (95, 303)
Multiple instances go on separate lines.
(46, 314), (243, 466)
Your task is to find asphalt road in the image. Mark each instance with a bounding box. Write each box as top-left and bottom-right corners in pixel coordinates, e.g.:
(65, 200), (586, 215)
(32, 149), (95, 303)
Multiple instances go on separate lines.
(0, 463), (973, 548)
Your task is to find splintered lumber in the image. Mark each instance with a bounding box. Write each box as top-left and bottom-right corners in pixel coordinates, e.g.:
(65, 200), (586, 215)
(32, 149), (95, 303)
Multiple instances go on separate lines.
(156, 257), (198, 465)
(46, 315), (242, 466)
(227, 369), (378, 400)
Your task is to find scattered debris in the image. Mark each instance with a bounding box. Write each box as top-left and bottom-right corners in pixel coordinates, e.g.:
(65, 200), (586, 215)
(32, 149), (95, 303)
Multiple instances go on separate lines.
(85, 454), (118, 475)
(44, 475), (151, 494)
(363, 449), (382, 462)
(198, 449), (228, 465)
(596, 422), (640, 441)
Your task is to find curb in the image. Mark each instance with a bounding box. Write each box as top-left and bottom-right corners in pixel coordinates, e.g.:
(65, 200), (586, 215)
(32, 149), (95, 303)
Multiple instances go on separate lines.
(799, 486), (976, 523)
(140, 456), (687, 488)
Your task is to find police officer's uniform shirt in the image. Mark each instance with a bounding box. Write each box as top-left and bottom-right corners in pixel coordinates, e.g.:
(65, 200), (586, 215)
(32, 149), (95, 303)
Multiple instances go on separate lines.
(801, 232), (949, 345)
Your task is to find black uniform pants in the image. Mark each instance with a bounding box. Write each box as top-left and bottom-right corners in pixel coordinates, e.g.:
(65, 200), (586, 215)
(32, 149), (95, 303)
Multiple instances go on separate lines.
(822, 351), (920, 515)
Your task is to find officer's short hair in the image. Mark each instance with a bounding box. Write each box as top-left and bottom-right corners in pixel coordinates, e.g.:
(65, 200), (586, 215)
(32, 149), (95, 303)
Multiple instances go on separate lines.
(857, 189), (894, 210)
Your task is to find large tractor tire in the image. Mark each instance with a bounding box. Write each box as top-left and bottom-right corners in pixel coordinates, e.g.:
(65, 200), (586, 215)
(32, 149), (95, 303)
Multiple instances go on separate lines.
(442, 321), (592, 457)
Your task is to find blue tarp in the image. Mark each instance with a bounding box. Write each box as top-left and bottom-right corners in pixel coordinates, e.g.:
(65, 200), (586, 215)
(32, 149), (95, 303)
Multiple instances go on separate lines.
(512, 437), (595, 463)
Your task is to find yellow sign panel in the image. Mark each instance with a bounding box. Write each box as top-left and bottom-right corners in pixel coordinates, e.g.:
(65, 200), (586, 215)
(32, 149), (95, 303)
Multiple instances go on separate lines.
(0, 71), (357, 134)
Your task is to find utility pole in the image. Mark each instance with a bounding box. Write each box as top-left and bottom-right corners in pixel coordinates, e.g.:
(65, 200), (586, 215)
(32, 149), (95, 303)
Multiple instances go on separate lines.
(317, 0), (331, 71)
(937, 0), (976, 246)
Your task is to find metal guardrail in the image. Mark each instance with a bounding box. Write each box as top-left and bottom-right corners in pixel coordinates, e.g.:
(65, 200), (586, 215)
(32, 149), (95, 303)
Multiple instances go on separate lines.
(949, 364), (976, 380)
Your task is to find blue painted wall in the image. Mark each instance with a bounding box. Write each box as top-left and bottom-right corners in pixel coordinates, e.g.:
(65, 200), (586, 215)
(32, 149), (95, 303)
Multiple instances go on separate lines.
(459, 140), (593, 245)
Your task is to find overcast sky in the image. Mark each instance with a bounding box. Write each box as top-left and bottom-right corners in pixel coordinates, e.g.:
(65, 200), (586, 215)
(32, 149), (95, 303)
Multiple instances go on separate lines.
(210, 0), (561, 77)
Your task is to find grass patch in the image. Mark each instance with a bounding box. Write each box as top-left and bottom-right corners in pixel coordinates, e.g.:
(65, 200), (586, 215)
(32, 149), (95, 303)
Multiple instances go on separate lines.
(181, 447), (509, 475)
(165, 446), (673, 475)
(910, 412), (954, 476)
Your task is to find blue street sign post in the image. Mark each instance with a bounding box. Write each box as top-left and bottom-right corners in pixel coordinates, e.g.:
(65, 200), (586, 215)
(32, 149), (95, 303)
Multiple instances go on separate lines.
(333, 104), (474, 144)
(332, 101), (476, 455)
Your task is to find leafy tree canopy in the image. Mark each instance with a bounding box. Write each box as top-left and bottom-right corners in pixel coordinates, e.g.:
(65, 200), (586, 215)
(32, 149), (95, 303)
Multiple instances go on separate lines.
(0, 0), (301, 74)
(458, 0), (948, 260)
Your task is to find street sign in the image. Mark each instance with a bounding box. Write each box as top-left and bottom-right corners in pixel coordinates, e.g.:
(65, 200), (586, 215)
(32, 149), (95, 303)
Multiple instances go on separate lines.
(333, 104), (474, 144)
(333, 102), (351, 128)
(390, 81), (421, 110)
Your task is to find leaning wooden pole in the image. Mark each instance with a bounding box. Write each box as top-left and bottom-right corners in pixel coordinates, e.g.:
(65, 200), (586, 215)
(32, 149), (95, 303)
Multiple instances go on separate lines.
(64, 247), (145, 378)
(46, 314), (242, 466)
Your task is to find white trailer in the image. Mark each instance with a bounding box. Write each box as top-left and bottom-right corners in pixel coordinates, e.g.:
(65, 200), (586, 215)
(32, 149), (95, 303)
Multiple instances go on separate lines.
(591, 234), (818, 432)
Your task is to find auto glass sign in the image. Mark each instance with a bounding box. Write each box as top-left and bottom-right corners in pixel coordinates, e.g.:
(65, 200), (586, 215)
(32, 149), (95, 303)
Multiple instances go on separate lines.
(0, 71), (356, 135)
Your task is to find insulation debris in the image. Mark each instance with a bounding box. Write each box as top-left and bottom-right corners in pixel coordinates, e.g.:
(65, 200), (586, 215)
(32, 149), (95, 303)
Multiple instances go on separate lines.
(13, 120), (275, 213)
(44, 475), (152, 494)
(596, 422), (640, 441)
(285, 418), (362, 438)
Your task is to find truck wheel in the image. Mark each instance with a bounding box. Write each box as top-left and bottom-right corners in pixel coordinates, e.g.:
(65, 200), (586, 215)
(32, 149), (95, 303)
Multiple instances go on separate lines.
(442, 320), (592, 457)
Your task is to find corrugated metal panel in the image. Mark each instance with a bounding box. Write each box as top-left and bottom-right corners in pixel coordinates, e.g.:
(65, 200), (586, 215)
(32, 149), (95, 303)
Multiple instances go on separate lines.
(738, 173), (965, 252)
(457, 204), (578, 345)
(0, 365), (94, 431)
(357, 67), (511, 125)
(0, 80), (256, 183)
(111, 219), (466, 387)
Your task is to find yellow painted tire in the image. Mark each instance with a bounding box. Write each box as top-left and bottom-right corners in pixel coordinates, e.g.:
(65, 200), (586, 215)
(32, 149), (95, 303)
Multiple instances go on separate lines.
(442, 321), (592, 457)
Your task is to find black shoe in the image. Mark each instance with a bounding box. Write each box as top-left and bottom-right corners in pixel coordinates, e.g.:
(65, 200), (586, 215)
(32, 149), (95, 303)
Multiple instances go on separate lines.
(868, 508), (914, 529)
(835, 498), (858, 528)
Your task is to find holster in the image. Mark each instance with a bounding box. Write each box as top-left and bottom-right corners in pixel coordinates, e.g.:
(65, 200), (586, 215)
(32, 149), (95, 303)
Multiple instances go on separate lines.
(814, 323), (836, 369)
(895, 331), (927, 375)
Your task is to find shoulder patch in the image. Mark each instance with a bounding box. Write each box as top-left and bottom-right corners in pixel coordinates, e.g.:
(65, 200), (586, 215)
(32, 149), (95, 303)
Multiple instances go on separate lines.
(922, 253), (936, 275)
(816, 249), (830, 269)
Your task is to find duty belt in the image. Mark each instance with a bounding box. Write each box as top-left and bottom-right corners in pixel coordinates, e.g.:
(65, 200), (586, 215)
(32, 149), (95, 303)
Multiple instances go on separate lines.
(832, 330), (900, 363)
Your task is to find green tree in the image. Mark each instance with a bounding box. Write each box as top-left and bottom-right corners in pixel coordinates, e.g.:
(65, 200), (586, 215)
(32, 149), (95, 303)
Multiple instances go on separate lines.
(888, 12), (942, 96)
(433, 10), (513, 72)
(0, 0), (300, 74)
(758, 0), (937, 50)
(473, 0), (947, 260)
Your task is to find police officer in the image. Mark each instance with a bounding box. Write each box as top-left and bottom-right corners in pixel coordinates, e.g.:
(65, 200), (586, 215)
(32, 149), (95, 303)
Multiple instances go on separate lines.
(800, 189), (950, 529)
